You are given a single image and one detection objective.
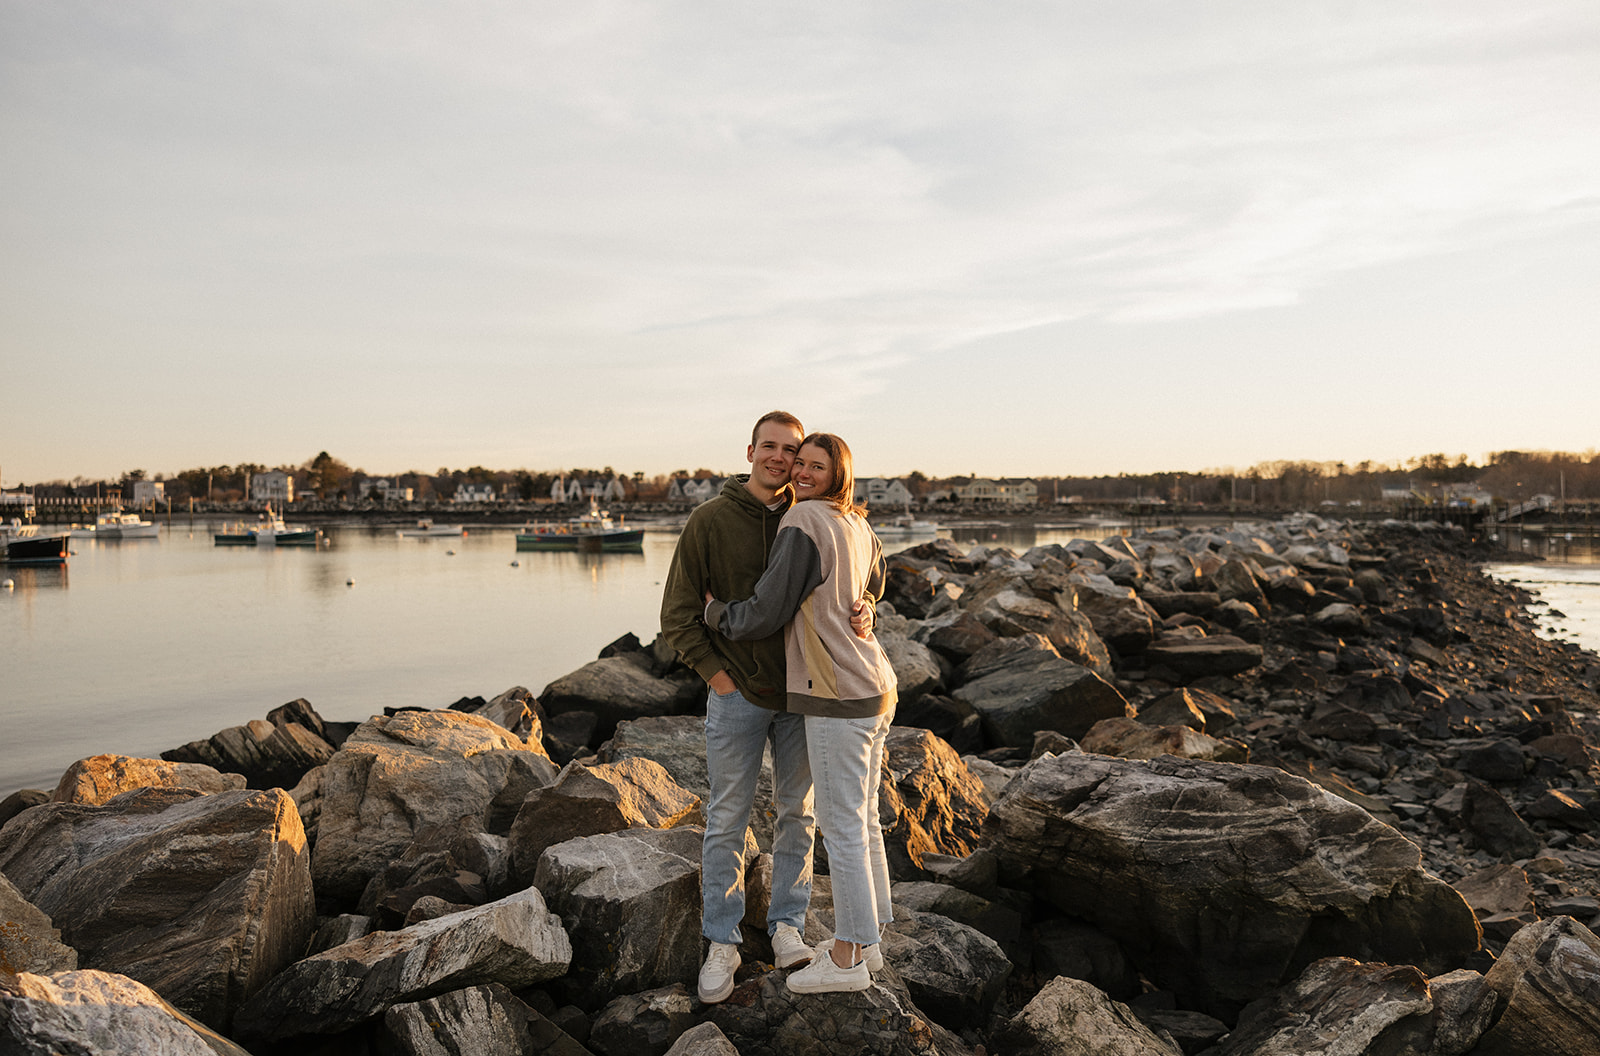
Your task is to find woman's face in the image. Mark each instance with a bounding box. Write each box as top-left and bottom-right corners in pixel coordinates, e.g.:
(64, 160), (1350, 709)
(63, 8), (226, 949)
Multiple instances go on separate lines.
(791, 443), (834, 500)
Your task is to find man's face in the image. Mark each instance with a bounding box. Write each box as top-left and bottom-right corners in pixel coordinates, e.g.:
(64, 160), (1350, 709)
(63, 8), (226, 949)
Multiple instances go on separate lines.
(747, 421), (803, 493)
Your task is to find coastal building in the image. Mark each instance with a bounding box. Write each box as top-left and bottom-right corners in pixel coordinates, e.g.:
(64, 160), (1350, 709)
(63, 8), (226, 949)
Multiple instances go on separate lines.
(250, 471), (294, 504)
(550, 475), (628, 503)
(367, 479), (414, 503)
(1, 489), (37, 518)
(854, 477), (914, 509)
(668, 476), (722, 504)
(954, 477), (1038, 505)
(131, 481), (165, 506)
(453, 483), (497, 504)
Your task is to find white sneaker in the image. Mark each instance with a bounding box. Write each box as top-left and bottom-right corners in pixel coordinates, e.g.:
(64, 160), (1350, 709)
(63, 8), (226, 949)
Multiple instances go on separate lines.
(698, 942), (741, 1004)
(786, 944), (870, 994)
(771, 923), (811, 969)
(863, 942), (883, 972)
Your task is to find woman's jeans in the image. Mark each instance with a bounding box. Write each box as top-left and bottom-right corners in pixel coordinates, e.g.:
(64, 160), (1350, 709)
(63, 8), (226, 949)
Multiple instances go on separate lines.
(702, 687), (815, 945)
(808, 708), (895, 947)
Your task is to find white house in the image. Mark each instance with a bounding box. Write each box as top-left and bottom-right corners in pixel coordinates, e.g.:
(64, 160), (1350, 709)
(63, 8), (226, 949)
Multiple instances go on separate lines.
(251, 471), (294, 504)
(853, 477), (914, 509)
(367, 479), (413, 502)
(586, 476), (628, 502)
(955, 477), (1037, 505)
(453, 483), (497, 504)
(669, 477), (722, 504)
(551, 477), (586, 503)
(131, 481), (165, 506)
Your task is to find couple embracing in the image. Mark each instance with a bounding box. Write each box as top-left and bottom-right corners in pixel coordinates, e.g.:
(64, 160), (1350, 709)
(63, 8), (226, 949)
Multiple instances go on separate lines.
(659, 411), (899, 1001)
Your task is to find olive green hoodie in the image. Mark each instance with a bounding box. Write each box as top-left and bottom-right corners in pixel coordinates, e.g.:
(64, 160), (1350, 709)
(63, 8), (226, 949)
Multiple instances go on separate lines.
(659, 475), (791, 709)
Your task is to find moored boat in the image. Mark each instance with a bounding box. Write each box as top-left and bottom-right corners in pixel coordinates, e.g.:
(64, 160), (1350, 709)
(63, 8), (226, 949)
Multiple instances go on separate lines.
(69, 511), (160, 540)
(214, 505), (322, 547)
(1, 520), (70, 565)
(517, 502), (644, 552)
(871, 513), (941, 538)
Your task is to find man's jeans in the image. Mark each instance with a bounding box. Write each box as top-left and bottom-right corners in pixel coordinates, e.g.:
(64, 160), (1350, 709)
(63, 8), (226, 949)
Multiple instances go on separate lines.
(702, 687), (815, 944)
(807, 709), (895, 946)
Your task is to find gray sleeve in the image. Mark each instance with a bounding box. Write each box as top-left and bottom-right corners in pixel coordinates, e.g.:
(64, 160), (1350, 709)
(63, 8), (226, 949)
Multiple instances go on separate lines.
(706, 526), (824, 641)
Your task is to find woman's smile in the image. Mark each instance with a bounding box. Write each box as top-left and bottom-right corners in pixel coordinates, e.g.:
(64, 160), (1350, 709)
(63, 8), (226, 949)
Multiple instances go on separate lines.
(791, 444), (833, 500)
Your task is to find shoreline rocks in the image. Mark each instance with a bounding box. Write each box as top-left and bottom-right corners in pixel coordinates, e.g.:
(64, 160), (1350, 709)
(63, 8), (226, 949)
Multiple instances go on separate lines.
(4, 515), (1600, 1054)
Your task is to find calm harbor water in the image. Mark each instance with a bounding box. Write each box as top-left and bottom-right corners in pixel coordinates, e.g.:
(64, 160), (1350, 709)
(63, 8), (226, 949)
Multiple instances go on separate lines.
(4, 517), (1596, 797)
(1, 523), (678, 795)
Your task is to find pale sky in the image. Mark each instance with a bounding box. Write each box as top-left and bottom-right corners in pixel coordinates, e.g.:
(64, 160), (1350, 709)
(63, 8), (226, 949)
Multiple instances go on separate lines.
(3, 1), (1597, 486)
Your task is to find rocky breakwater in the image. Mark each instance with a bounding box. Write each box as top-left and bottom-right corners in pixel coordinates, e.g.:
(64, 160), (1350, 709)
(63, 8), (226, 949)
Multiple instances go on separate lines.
(2, 515), (1599, 1055)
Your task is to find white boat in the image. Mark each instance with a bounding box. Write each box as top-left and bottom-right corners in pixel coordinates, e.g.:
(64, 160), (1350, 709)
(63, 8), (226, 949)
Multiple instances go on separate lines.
(397, 519), (466, 537)
(69, 511), (160, 540)
(871, 514), (941, 538)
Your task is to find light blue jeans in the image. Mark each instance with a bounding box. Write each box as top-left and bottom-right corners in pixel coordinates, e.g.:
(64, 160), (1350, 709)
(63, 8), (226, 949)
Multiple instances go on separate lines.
(702, 687), (815, 944)
(808, 709), (895, 946)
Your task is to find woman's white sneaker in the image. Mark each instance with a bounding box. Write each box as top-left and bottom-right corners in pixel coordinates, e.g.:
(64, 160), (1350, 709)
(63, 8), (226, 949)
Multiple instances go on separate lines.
(771, 923), (811, 969)
(698, 942), (741, 1004)
(863, 943), (883, 972)
(786, 946), (870, 994)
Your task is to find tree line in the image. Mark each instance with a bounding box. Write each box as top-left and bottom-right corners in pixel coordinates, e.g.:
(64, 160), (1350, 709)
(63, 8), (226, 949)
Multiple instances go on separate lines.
(20, 448), (1599, 506)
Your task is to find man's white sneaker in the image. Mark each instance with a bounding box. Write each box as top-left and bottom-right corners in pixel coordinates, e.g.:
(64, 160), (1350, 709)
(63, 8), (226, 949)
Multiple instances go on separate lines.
(786, 945), (870, 994)
(771, 923), (811, 969)
(863, 943), (883, 972)
(698, 942), (741, 1004)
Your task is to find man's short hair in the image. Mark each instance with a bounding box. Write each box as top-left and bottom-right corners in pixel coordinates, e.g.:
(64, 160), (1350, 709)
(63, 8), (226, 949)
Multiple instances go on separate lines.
(752, 410), (804, 448)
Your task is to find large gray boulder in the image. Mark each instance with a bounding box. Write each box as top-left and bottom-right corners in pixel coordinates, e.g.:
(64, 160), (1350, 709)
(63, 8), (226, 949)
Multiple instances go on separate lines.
(1073, 581), (1158, 656)
(706, 965), (972, 1056)
(379, 982), (591, 1056)
(991, 975), (1181, 1056)
(457, 685), (545, 744)
(0, 786), (314, 1032)
(874, 727), (989, 880)
(1078, 717), (1247, 764)
(507, 756), (702, 890)
(533, 826), (707, 1009)
(0, 969), (254, 1056)
(538, 656), (691, 745)
(598, 714), (781, 849)
(589, 983), (698, 1056)
(231, 886), (572, 1045)
(968, 587), (1113, 674)
(1471, 915), (1600, 1056)
(311, 710), (558, 904)
(161, 698), (338, 791)
(1143, 633), (1264, 681)
(981, 753), (1482, 1019)
(0, 873), (76, 976)
(952, 635), (1131, 746)
(877, 909), (1012, 1032)
(48, 754), (246, 804)
(1208, 957), (1433, 1056)
(665, 1021), (741, 1056)
(877, 629), (943, 706)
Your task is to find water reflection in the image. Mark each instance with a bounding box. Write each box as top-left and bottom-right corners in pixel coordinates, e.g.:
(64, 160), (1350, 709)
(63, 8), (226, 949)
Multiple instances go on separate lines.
(0, 564), (69, 591)
(1490, 526), (1599, 565)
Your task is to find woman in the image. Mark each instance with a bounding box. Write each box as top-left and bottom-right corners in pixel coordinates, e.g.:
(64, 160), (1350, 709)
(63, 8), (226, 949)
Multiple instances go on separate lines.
(704, 432), (898, 994)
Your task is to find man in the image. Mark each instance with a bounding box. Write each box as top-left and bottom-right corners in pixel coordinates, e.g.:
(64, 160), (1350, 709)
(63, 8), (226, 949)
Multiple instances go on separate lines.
(660, 410), (870, 1004)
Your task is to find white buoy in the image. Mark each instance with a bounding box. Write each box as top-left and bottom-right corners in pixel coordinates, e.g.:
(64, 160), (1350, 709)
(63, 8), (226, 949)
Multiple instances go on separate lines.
(2, 579), (13, 590)
(346, 578), (355, 586)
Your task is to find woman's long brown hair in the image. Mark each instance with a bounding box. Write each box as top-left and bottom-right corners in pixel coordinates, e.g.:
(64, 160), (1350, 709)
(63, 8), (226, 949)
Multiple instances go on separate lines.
(798, 432), (867, 517)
